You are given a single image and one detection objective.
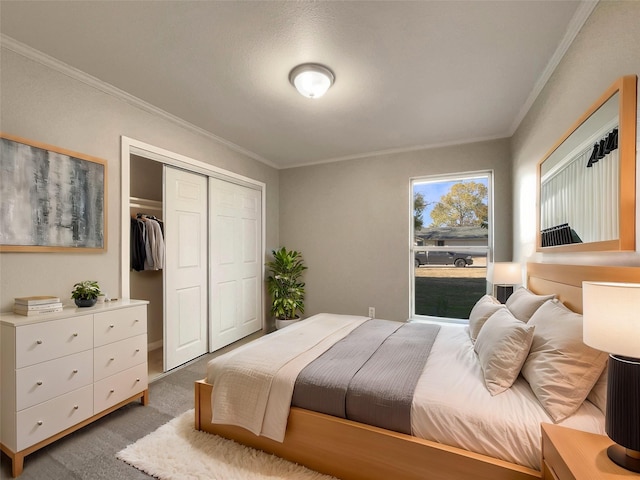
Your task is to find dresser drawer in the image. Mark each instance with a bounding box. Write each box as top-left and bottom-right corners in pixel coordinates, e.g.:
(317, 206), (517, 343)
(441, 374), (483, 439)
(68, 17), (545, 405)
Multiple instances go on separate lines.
(15, 315), (93, 368)
(93, 362), (147, 412)
(15, 385), (93, 451)
(94, 334), (147, 381)
(16, 349), (93, 410)
(94, 306), (146, 347)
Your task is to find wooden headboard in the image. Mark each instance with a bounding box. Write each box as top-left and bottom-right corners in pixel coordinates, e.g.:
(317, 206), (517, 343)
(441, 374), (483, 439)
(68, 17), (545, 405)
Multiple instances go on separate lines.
(526, 262), (640, 314)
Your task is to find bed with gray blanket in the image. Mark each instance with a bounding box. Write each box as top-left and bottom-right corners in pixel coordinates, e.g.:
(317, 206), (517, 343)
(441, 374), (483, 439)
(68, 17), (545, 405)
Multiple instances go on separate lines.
(292, 319), (440, 435)
(202, 292), (611, 480)
(196, 264), (632, 480)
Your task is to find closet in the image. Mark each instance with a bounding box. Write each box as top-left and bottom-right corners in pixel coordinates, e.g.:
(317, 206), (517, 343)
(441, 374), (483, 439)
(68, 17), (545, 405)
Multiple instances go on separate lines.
(126, 147), (263, 378)
(129, 156), (164, 377)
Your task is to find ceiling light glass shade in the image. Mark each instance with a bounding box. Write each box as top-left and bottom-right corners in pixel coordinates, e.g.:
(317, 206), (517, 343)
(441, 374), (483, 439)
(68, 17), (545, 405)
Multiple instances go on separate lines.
(289, 63), (335, 99)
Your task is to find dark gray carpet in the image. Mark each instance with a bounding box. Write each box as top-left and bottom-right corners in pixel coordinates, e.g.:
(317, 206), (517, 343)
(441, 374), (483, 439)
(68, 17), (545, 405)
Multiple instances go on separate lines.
(0, 335), (262, 480)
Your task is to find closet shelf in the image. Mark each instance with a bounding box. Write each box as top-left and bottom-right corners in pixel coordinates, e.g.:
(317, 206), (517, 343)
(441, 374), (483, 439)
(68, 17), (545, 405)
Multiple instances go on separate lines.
(130, 196), (163, 211)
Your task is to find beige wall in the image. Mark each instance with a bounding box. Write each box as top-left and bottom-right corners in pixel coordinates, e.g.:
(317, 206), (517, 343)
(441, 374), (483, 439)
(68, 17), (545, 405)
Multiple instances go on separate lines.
(0, 47), (280, 312)
(512, 1), (640, 267)
(279, 139), (512, 322)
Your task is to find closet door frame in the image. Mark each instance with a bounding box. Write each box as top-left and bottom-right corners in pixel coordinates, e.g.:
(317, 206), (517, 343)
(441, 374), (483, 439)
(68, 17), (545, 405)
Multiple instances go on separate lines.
(120, 136), (266, 331)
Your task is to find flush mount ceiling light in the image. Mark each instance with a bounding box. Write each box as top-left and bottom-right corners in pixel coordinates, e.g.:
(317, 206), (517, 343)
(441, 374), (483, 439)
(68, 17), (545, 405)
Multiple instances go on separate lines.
(289, 63), (335, 99)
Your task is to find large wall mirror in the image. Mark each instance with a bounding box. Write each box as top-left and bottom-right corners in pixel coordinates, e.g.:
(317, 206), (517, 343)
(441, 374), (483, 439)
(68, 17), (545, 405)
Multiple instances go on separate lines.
(537, 75), (637, 252)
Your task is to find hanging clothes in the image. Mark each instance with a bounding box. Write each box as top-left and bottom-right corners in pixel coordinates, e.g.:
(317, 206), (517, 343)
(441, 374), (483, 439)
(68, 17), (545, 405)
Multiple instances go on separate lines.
(130, 217), (146, 271)
(131, 214), (165, 271)
(141, 215), (165, 270)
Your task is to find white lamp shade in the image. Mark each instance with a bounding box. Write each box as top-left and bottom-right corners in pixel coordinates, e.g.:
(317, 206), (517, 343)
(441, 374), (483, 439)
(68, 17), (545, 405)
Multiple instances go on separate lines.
(583, 281), (640, 358)
(289, 64), (334, 98)
(490, 262), (522, 285)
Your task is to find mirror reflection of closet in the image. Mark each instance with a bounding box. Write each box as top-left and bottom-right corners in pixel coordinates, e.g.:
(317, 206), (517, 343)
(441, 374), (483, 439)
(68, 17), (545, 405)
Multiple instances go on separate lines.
(537, 75), (637, 252)
(129, 154), (164, 380)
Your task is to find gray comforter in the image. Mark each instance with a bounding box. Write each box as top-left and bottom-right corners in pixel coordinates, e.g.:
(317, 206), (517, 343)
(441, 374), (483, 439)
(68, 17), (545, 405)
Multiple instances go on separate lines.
(291, 319), (440, 434)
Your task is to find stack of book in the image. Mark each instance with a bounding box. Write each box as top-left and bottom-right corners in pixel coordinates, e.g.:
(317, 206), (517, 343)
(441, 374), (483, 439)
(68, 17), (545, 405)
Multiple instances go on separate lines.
(13, 296), (63, 316)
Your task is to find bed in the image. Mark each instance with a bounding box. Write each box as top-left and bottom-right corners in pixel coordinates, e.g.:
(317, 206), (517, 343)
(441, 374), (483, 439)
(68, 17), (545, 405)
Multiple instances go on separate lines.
(195, 262), (640, 480)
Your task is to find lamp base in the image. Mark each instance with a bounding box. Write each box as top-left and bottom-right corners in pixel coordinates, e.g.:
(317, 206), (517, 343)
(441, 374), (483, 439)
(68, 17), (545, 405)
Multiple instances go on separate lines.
(496, 285), (514, 304)
(607, 444), (640, 473)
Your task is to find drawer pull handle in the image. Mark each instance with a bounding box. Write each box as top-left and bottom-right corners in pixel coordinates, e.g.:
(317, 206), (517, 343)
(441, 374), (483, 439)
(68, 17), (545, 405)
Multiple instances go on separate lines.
(110, 357), (115, 361)
(37, 421), (43, 426)
(73, 405), (79, 410)
(135, 349), (140, 353)
(36, 381), (43, 386)
(73, 369), (78, 374)
(109, 324), (114, 328)
(73, 333), (78, 337)
(136, 378), (140, 382)
(110, 389), (115, 393)
(36, 340), (43, 345)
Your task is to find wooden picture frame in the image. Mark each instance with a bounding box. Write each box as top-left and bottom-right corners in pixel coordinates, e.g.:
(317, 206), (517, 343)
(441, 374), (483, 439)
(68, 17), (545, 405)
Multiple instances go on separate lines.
(0, 133), (107, 252)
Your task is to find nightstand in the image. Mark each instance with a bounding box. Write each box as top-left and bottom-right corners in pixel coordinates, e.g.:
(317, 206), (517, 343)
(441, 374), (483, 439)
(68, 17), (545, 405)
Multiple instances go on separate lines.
(541, 423), (640, 479)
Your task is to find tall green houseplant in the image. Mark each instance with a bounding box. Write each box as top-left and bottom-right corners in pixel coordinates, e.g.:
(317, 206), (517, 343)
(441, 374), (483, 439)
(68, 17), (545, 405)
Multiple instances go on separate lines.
(266, 247), (307, 321)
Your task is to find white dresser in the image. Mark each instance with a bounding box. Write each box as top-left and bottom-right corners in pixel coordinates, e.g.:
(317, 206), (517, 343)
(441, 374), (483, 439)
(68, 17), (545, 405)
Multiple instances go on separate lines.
(0, 300), (149, 477)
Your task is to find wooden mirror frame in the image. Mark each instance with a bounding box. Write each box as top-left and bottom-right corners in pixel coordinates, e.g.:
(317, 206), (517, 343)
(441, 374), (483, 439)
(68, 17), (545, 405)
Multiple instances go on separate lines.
(536, 75), (637, 253)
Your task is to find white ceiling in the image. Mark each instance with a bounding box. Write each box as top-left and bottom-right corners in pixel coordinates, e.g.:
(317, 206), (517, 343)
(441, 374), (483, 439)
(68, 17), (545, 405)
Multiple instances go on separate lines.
(0, 1), (594, 169)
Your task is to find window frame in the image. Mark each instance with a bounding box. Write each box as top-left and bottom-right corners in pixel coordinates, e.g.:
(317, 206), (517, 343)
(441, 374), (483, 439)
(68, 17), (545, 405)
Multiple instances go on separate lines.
(409, 170), (494, 323)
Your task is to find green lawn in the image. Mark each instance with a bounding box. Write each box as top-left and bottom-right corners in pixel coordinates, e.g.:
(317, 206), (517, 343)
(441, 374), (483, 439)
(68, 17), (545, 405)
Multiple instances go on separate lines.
(414, 276), (486, 318)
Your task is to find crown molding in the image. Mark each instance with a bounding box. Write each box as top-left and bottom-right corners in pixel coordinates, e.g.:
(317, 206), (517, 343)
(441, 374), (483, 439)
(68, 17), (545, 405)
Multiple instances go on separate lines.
(508, 1), (599, 135)
(285, 133), (509, 170)
(0, 34), (278, 169)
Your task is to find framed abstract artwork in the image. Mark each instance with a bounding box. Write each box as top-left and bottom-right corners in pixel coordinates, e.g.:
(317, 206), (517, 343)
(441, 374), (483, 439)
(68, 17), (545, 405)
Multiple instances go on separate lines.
(0, 133), (107, 252)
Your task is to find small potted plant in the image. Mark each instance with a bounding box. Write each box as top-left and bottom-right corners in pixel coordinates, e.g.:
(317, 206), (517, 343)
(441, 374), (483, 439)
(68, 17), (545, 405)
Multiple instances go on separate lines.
(71, 280), (102, 307)
(266, 247), (307, 329)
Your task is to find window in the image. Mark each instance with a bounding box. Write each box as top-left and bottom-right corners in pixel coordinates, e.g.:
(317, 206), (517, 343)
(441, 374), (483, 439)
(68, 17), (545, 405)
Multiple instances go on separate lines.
(411, 171), (492, 321)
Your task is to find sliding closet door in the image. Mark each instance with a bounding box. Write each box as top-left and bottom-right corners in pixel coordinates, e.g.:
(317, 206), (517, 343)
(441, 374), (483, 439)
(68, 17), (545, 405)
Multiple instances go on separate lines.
(209, 177), (262, 351)
(164, 166), (208, 370)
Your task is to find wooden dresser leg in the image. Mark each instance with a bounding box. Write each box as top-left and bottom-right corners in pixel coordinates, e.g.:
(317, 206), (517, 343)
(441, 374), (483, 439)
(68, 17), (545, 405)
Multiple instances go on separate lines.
(12, 452), (24, 478)
(140, 389), (149, 406)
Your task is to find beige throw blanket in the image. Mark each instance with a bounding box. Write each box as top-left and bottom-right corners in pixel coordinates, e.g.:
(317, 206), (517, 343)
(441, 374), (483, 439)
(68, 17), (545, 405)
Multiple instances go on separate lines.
(207, 313), (369, 441)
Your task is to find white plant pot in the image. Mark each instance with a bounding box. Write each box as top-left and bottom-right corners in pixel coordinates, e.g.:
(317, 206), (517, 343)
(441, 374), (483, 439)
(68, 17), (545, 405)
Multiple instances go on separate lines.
(275, 317), (300, 330)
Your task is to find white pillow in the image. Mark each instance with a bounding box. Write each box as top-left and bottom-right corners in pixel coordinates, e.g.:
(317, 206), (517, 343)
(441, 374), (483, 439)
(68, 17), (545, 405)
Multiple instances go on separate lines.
(505, 286), (555, 322)
(587, 363), (608, 414)
(474, 308), (535, 396)
(468, 294), (504, 341)
(520, 299), (608, 422)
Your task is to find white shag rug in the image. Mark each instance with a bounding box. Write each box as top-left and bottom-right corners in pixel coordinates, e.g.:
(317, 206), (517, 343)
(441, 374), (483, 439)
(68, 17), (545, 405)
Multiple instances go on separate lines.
(117, 409), (337, 480)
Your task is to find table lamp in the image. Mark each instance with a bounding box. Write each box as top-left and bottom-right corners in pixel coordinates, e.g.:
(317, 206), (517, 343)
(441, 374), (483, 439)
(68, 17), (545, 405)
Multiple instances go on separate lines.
(583, 281), (640, 473)
(490, 262), (522, 303)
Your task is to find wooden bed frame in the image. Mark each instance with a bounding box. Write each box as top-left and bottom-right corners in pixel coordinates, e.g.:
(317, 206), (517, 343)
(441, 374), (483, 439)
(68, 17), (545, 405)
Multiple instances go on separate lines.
(195, 262), (640, 480)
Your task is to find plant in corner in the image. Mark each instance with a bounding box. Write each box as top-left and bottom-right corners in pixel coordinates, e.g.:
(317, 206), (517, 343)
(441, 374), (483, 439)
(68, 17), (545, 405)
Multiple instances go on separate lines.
(71, 280), (102, 307)
(266, 247), (307, 329)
